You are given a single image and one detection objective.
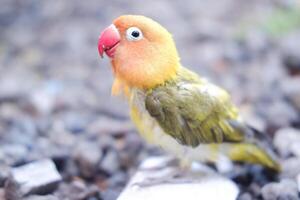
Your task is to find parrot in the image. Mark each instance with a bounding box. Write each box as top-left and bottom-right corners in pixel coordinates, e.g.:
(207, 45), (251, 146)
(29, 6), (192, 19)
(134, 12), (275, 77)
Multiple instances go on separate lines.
(97, 15), (281, 172)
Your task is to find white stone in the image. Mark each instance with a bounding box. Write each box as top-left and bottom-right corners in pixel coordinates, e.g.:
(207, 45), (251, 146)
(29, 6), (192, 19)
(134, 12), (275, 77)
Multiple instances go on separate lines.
(274, 128), (300, 157)
(11, 159), (62, 195)
(118, 156), (239, 200)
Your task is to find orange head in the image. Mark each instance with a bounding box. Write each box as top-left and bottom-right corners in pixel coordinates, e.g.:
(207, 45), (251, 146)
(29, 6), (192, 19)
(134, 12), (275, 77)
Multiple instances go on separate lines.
(98, 15), (180, 91)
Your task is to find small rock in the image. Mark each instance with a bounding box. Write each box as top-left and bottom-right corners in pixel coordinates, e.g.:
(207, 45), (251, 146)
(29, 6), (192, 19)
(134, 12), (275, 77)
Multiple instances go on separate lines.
(102, 189), (121, 200)
(0, 165), (10, 187)
(1, 144), (29, 165)
(87, 116), (134, 137)
(242, 30), (270, 58)
(4, 175), (22, 200)
(283, 54), (300, 76)
(280, 77), (300, 111)
(107, 172), (128, 188)
(55, 180), (101, 200)
(274, 128), (300, 158)
(281, 157), (300, 179)
(0, 189), (5, 200)
(60, 159), (80, 179)
(7, 159), (61, 196)
(238, 192), (252, 200)
(28, 81), (62, 115)
(261, 179), (299, 200)
(297, 174), (300, 193)
(99, 149), (120, 175)
(280, 32), (300, 76)
(118, 133), (144, 169)
(63, 112), (89, 134)
(263, 100), (298, 130)
(73, 141), (102, 179)
(23, 195), (59, 200)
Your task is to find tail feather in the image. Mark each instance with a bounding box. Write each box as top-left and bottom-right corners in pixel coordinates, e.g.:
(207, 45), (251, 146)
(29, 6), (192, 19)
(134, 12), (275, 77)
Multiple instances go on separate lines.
(227, 143), (281, 172)
(227, 120), (281, 172)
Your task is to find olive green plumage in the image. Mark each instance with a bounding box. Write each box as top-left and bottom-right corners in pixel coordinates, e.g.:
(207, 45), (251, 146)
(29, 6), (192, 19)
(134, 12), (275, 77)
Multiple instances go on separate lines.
(144, 67), (280, 171)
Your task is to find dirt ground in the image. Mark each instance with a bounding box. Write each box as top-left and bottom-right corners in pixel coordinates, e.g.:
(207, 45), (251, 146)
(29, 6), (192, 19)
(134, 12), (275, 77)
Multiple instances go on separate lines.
(0, 0), (300, 199)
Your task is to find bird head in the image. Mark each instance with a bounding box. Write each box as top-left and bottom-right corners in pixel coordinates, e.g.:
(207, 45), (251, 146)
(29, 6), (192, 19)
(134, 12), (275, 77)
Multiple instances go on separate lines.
(98, 15), (180, 92)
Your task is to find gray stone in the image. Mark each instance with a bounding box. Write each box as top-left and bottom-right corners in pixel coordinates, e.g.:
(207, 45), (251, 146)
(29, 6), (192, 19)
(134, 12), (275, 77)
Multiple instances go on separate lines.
(263, 100), (298, 129)
(261, 179), (299, 200)
(8, 159), (61, 196)
(280, 78), (300, 111)
(274, 128), (300, 158)
(238, 193), (253, 200)
(1, 144), (29, 165)
(28, 82), (62, 115)
(23, 195), (59, 200)
(280, 32), (300, 76)
(281, 157), (300, 179)
(297, 174), (300, 193)
(72, 141), (102, 178)
(54, 180), (100, 200)
(4, 175), (22, 200)
(99, 149), (120, 175)
(87, 116), (134, 136)
(0, 165), (10, 187)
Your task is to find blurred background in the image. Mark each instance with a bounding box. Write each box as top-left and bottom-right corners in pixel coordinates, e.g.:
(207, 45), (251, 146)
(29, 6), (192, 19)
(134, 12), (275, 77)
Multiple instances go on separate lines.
(0, 0), (300, 199)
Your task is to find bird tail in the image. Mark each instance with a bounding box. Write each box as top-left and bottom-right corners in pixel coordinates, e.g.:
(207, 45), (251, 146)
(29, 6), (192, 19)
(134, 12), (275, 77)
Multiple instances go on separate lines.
(227, 143), (281, 172)
(227, 126), (281, 172)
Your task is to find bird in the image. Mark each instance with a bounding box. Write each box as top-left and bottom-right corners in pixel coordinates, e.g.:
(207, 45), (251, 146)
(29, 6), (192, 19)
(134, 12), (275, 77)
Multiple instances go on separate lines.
(97, 15), (281, 173)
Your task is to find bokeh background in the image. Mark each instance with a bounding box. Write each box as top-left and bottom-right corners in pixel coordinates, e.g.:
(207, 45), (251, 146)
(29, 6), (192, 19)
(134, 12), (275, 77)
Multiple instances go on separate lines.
(0, 0), (300, 199)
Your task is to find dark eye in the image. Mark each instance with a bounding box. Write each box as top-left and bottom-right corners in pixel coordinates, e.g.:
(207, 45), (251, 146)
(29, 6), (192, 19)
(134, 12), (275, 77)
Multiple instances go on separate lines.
(126, 27), (143, 41)
(131, 30), (140, 38)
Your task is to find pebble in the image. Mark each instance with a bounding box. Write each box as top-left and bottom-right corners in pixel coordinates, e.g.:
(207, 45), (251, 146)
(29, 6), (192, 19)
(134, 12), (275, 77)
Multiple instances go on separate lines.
(262, 100), (298, 130)
(4, 175), (22, 200)
(0, 165), (10, 187)
(297, 174), (300, 193)
(280, 78), (300, 111)
(28, 81), (63, 116)
(280, 157), (300, 179)
(23, 195), (59, 200)
(1, 143), (29, 165)
(54, 180), (101, 200)
(99, 149), (120, 175)
(261, 179), (299, 200)
(6, 159), (62, 196)
(106, 172), (128, 188)
(73, 141), (102, 179)
(274, 128), (300, 158)
(102, 189), (121, 200)
(280, 32), (300, 76)
(237, 193), (252, 200)
(87, 116), (134, 137)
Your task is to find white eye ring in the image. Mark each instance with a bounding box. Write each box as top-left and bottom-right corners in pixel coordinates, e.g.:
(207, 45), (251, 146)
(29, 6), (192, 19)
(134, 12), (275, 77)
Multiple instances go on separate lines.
(126, 27), (143, 41)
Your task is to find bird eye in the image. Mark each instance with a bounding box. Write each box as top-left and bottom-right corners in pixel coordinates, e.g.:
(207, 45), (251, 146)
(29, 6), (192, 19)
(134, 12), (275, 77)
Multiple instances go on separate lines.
(126, 27), (143, 41)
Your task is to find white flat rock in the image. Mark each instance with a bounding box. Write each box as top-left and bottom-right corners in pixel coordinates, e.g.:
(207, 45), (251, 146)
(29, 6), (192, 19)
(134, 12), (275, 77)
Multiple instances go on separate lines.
(11, 159), (62, 195)
(118, 156), (239, 200)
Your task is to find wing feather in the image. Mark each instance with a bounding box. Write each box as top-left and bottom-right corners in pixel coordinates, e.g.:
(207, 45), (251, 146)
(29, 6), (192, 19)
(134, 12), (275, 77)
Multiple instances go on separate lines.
(145, 81), (245, 147)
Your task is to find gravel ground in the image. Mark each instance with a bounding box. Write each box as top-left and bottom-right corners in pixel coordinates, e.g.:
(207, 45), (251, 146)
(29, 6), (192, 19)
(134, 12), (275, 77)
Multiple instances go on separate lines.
(0, 0), (300, 199)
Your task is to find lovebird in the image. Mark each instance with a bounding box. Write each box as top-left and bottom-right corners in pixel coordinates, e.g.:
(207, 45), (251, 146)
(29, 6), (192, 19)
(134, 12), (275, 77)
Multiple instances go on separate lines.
(98, 15), (280, 172)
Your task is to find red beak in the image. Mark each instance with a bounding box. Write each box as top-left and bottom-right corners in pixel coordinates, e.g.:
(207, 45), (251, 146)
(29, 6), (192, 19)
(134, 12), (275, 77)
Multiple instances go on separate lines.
(98, 24), (121, 58)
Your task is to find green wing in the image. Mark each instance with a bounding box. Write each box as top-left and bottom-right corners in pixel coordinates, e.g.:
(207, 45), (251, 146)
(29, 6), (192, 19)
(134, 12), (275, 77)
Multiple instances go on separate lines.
(145, 76), (246, 147)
